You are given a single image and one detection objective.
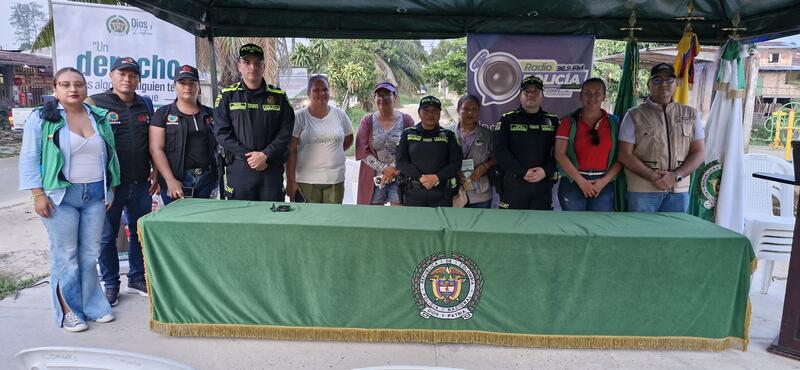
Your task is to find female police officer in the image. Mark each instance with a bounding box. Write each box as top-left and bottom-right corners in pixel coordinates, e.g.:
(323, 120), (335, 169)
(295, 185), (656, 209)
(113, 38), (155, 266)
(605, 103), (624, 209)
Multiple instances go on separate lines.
(395, 96), (462, 207)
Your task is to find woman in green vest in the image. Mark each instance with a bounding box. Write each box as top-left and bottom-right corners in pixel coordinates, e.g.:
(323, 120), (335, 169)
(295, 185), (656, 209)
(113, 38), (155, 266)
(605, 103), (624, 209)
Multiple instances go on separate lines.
(554, 78), (621, 211)
(18, 67), (121, 332)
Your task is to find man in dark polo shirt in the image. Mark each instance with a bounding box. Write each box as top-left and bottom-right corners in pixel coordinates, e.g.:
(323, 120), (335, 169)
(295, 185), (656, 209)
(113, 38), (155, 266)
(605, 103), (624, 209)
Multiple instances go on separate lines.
(86, 57), (156, 306)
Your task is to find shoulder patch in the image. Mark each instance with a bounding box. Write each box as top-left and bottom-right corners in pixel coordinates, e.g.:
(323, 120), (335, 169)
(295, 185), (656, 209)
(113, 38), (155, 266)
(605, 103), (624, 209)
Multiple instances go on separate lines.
(266, 85), (285, 95)
(221, 82), (242, 93)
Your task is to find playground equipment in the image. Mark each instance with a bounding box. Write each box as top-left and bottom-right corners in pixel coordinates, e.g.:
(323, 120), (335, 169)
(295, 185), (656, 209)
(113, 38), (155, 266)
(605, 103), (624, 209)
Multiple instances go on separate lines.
(763, 102), (800, 160)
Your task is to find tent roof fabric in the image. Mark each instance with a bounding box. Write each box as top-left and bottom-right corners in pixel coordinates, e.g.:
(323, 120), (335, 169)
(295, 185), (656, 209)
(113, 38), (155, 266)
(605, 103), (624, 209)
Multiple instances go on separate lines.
(126, 0), (800, 44)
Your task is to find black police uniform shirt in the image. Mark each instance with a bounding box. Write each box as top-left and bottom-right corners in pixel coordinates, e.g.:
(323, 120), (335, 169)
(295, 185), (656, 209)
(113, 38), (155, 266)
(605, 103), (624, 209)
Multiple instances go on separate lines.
(89, 91), (153, 184)
(150, 101), (216, 180)
(213, 79), (295, 164)
(395, 123), (463, 186)
(493, 107), (559, 180)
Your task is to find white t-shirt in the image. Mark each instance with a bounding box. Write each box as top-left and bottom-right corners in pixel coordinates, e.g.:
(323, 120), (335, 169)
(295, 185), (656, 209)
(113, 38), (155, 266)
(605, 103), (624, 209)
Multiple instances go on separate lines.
(292, 106), (353, 184)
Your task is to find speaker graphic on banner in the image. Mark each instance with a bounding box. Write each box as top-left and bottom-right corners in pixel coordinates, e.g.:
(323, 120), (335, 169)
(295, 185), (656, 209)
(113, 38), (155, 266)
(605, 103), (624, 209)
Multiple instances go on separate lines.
(467, 34), (595, 126)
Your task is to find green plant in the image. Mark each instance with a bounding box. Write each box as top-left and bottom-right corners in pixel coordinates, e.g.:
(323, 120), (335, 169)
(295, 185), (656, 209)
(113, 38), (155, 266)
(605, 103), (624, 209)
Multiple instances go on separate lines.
(0, 273), (46, 300)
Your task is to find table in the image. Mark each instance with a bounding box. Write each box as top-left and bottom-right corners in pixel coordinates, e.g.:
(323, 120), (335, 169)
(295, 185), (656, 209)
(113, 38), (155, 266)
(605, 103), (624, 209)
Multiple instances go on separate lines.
(139, 199), (754, 351)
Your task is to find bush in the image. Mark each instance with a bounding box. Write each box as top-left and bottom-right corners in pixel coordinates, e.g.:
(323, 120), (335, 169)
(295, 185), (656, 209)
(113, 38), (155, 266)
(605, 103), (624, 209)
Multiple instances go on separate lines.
(345, 107), (367, 156)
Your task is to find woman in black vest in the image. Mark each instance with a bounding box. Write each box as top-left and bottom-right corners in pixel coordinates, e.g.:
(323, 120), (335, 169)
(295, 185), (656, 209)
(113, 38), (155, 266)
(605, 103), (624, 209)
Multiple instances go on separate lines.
(149, 65), (218, 204)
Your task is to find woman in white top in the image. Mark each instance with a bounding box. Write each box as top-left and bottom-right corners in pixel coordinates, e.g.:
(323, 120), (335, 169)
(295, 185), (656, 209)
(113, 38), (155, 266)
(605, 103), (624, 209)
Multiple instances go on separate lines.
(18, 67), (121, 332)
(286, 75), (354, 203)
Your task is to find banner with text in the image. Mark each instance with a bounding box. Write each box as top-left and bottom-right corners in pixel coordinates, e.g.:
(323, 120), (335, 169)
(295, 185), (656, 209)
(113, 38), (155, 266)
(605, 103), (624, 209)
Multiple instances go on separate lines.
(467, 34), (595, 126)
(53, 1), (196, 106)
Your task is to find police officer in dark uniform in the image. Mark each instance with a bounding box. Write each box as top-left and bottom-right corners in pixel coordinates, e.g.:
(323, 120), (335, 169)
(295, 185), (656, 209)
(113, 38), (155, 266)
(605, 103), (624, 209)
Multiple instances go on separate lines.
(396, 96), (462, 207)
(86, 57), (156, 306)
(214, 44), (294, 201)
(149, 65), (219, 204)
(493, 75), (559, 210)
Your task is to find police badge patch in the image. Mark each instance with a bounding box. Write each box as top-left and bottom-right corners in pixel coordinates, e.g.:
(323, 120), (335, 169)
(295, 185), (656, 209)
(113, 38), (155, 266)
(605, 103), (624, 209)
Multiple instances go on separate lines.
(107, 111), (120, 124)
(698, 160), (722, 209)
(412, 251), (483, 320)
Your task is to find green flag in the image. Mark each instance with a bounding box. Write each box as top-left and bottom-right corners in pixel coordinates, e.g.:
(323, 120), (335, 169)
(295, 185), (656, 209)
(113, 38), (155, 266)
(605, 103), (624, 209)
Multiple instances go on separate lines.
(612, 40), (640, 212)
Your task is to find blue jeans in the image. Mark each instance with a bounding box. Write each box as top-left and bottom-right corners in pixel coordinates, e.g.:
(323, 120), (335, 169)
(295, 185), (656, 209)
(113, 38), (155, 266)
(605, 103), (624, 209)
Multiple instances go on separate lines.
(370, 182), (401, 204)
(466, 199), (492, 208)
(41, 181), (112, 326)
(161, 168), (216, 205)
(98, 181), (152, 288)
(626, 191), (690, 212)
(557, 175), (614, 212)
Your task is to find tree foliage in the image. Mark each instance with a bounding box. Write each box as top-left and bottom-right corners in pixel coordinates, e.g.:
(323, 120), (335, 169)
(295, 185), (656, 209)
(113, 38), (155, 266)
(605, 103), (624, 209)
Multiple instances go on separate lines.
(290, 39), (427, 110)
(593, 40), (673, 105)
(9, 2), (47, 50)
(424, 38), (467, 95)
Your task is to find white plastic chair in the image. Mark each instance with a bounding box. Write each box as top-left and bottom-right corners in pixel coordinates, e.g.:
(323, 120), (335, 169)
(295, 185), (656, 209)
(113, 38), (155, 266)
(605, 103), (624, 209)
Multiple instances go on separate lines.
(743, 153), (795, 294)
(16, 347), (194, 370)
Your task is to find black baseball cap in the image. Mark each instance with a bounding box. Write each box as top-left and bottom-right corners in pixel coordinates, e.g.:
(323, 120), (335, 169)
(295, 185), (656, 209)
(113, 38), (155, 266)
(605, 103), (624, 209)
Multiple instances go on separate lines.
(111, 57), (140, 75)
(418, 95), (442, 110)
(239, 44), (264, 60)
(174, 65), (199, 82)
(520, 75), (543, 91)
(650, 63), (677, 79)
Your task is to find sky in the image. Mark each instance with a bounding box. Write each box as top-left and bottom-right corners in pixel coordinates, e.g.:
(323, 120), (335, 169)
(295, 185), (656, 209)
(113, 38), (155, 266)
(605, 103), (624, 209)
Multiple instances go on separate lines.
(0, 0), (49, 50)
(0, 1), (797, 51)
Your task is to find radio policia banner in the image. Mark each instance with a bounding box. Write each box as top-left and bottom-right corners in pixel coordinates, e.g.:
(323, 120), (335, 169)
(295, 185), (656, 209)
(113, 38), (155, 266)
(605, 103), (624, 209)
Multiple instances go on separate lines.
(52, 1), (196, 105)
(467, 34), (595, 125)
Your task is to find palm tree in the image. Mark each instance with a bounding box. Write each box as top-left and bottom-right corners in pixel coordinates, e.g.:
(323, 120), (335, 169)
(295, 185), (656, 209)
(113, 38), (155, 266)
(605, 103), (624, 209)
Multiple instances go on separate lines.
(374, 40), (427, 93)
(195, 37), (279, 86)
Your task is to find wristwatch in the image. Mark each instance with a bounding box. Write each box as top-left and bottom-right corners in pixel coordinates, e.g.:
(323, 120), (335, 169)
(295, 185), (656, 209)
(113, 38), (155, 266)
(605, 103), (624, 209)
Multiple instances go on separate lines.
(674, 172), (684, 182)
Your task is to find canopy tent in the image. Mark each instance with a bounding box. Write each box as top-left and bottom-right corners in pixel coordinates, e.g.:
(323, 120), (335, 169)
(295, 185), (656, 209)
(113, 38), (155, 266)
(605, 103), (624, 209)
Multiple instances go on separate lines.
(126, 0), (800, 43)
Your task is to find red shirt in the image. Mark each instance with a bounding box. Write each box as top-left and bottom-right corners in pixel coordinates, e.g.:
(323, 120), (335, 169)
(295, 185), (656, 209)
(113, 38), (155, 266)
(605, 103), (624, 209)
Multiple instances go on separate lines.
(555, 112), (613, 171)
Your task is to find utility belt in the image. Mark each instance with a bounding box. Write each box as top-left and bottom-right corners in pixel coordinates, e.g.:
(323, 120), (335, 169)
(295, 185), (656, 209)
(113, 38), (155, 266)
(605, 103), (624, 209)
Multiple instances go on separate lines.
(404, 179), (447, 191)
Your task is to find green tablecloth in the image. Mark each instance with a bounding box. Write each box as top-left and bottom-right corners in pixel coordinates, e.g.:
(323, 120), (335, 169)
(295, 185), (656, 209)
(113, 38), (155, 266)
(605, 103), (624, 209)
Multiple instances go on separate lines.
(139, 199), (754, 350)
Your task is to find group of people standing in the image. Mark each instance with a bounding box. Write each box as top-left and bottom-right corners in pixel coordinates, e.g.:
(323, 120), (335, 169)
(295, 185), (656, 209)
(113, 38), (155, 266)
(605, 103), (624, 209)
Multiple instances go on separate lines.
(18, 56), (216, 332)
(18, 42), (705, 333)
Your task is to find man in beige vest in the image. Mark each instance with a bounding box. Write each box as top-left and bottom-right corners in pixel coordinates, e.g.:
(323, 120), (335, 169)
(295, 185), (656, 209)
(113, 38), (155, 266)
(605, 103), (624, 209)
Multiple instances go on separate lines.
(618, 63), (705, 212)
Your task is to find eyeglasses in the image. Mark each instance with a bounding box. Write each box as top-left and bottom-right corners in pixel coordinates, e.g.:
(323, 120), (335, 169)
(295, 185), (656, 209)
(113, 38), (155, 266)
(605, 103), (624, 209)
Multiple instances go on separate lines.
(589, 128), (600, 146)
(56, 81), (86, 89)
(650, 77), (675, 85)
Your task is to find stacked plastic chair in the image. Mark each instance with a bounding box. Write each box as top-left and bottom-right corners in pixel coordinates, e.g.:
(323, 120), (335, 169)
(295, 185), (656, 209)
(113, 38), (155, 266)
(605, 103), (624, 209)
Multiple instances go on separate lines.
(743, 153), (795, 294)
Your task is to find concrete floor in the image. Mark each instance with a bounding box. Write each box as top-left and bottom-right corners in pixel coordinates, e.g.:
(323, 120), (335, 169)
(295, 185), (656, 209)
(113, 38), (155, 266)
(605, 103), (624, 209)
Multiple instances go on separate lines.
(3, 147), (800, 369)
(2, 269), (799, 370)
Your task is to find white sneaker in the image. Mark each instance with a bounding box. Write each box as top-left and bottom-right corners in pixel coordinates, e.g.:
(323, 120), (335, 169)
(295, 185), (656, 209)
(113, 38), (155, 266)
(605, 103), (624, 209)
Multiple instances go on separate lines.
(62, 311), (88, 332)
(95, 314), (115, 323)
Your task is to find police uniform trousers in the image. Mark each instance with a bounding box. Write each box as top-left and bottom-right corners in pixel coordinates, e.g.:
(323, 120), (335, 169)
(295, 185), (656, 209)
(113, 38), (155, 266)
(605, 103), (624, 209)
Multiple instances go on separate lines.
(404, 187), (452, 208)
(225, 158), (284, 201)
(499, 176), (552, 210)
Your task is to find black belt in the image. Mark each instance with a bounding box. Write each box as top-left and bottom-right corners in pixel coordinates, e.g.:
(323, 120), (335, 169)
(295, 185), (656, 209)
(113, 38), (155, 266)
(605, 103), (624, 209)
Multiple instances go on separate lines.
(185, 167), (211, 175)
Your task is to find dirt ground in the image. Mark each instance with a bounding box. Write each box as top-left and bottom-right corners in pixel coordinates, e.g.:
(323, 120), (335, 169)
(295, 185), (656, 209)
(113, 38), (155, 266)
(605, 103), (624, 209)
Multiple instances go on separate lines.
(0, 129), (22, 159)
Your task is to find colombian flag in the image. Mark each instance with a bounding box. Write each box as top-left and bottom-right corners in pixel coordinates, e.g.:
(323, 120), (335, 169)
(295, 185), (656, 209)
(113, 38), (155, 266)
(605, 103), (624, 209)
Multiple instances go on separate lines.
(673, 31), (700, 104)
